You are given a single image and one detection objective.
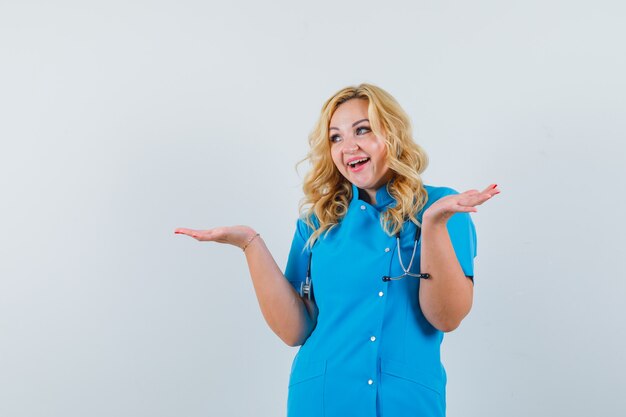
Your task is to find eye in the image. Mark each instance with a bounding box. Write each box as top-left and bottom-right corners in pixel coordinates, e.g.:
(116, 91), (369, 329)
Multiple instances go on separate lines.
(356, 126), (371, 135)
(329, 134), (341, 143)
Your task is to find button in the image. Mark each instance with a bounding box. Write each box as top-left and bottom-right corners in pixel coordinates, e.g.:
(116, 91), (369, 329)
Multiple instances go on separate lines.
(384, 247), (390, 252)
(379, 291), (384, 297)
(368, 379), (374, 385)
(370, 336), (376, 342)
(360, 205), (366, 210)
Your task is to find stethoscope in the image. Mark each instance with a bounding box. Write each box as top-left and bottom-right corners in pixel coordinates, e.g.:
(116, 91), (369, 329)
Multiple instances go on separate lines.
(300, 224), (430, 299)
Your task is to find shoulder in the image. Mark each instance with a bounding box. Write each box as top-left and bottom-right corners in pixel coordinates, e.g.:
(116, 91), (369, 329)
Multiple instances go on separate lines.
(294, 212), (320, 240)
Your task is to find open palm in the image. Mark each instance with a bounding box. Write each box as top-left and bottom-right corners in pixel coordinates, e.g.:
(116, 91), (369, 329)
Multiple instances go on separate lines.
(423, 184), (500, 224)
(174, 225), (256, 249)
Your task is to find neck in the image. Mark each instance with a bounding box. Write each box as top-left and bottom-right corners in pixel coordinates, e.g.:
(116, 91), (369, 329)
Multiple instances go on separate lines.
(357, 187), (377, 205)
(363, 189), (377, 205)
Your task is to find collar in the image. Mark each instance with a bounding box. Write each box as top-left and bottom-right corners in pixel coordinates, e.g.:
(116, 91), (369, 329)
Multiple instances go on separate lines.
(350, 181), (395, 210)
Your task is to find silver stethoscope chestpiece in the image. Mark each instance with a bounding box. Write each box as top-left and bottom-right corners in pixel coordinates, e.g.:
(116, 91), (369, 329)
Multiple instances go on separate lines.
(300, 276), (313, 300)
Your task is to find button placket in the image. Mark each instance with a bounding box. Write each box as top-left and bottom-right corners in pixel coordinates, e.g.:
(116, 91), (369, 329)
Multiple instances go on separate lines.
(371, 257), (392, 388)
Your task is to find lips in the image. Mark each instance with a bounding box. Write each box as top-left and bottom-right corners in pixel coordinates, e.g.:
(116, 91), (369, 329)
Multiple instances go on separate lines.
(346, 157), (371, 172)
(346, 156), (370, 168)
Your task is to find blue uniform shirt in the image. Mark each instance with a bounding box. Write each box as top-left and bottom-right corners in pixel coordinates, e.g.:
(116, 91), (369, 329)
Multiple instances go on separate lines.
(284, 183), (477, 417)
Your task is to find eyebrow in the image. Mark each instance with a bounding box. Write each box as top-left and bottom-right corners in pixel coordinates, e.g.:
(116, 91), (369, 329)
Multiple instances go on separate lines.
(329, 118), (370, 131)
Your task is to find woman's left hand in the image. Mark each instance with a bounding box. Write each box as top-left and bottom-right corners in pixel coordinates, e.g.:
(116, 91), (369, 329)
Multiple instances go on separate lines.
(422, 183), (500, 226)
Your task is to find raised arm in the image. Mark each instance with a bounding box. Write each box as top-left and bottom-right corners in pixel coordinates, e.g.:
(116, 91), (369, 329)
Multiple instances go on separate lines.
(174, 225), (316, 346)
(419, 184), (500, 332)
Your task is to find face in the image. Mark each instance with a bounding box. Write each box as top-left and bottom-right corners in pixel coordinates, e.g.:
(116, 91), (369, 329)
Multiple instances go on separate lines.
(329, 98), (392, 198)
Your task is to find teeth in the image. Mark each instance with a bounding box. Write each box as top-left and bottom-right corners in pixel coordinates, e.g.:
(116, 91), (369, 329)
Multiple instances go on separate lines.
(348, 158), (369, 167)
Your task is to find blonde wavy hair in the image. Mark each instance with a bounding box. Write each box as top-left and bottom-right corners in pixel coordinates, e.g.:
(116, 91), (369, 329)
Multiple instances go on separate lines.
(300, 83), (429, 248)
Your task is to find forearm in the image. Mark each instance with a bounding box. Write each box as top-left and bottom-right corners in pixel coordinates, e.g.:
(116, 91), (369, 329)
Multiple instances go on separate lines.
(419, 221), (473, 332)
(244, 236), (315, 346)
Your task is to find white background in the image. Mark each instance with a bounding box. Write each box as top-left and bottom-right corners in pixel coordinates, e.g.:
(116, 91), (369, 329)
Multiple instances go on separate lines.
(1, 1), (625, 416)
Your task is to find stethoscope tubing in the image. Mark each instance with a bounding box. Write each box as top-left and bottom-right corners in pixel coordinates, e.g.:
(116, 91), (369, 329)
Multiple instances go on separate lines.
(300, 224), (429, 299)
(383, 225), (430, 281)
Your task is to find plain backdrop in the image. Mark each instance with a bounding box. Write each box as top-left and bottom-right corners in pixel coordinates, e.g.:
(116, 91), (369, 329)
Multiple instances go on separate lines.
(1, 1), (625, 416)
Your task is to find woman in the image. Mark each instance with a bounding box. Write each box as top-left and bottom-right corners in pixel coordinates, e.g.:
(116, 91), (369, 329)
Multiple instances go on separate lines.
(175, 84), (499, 416)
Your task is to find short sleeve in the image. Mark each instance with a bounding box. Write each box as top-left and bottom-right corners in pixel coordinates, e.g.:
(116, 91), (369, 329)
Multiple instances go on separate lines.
(447, 211), (478, 279)
(424, 186), (478, 280)
(284, 218), (314, 293)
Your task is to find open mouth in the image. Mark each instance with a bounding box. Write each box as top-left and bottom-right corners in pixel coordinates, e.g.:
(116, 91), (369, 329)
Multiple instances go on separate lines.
(347, 157), (370, 170)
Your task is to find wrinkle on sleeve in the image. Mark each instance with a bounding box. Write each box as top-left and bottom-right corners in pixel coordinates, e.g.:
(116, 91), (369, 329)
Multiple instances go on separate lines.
(447, 211), (477, 279)
(284, 218), (314, 293)
(425, 186), (478, 280)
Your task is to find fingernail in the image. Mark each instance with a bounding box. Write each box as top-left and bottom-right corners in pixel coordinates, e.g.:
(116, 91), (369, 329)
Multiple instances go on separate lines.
(492, 184), (498, 189)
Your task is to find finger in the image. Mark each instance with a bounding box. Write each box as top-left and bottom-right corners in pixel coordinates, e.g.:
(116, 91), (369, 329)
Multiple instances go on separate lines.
(481, 183), (500, 196)
(174, 228), (196, 236)
(194, 228), (223, 240)
(175, 228), (209, 240)
(458, 192), (492, 208)
(463, 185), (499, 205)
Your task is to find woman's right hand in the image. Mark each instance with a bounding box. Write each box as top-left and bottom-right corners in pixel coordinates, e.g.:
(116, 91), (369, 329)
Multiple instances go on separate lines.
(174, 225), (258, 250)
(175, 224), (315, 345)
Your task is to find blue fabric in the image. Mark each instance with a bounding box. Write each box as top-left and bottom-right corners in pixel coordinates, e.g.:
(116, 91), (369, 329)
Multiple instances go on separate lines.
(284, 183), (477, 417)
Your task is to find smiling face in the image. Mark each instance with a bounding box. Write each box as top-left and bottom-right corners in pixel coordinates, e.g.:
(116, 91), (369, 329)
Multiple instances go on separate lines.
(329, 98), (392, 203)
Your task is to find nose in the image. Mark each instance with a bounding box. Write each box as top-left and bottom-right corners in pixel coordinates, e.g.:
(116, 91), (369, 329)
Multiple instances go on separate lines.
(341, 134), (359, 154)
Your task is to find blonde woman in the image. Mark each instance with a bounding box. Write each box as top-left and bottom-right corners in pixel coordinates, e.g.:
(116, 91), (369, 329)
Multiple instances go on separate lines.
(175, 84), (499, 416)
